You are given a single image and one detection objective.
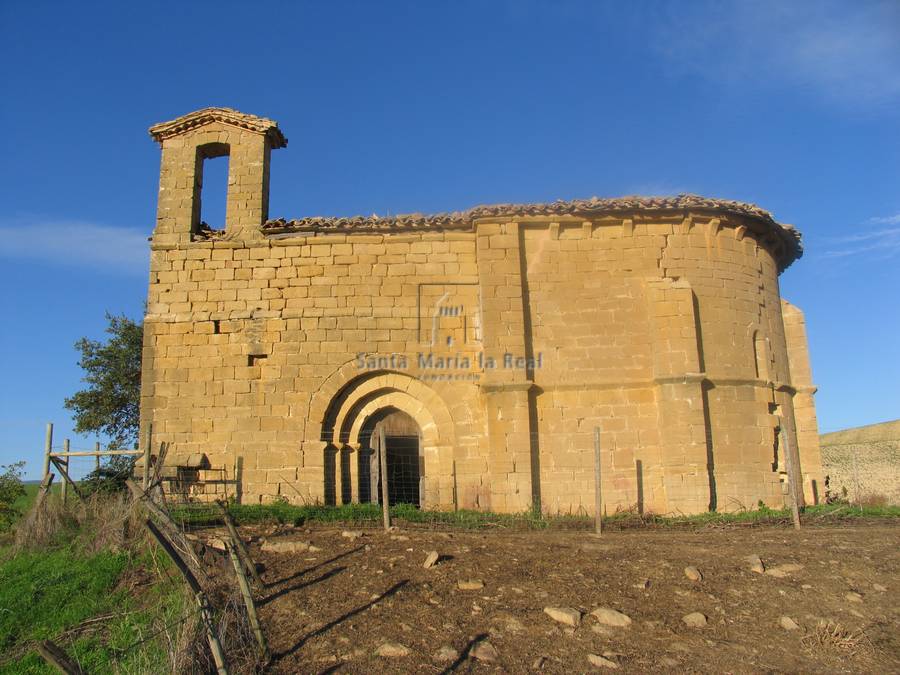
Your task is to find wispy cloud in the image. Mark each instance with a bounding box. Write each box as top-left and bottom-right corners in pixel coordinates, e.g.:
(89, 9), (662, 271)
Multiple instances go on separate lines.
(0, 217), (148, 274)
(820, 215), (900, 259)
(652, 0), (900, 108)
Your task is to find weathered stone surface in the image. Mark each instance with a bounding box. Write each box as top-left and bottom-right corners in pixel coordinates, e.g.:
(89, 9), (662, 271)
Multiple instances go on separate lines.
(434, 646), (458, 662)
(873, 583), (887, 592)
(375, 642), (410, 657)
(588, 654), (619, 669)
(457, 579), (484, 591)
(591, 607), (632, 628)
(341, 530), (363, 540)
(845, 592), (863, 603)
(780, 616), (801, 630)
(470, 641), (499, 661)
(766, 563), (804, 578)
(544, 606), (581, 627)
(746, 554), (765, 574)
(260, 538), (312, 553)
(684, 566), (703, 582)
(423, 550), (440, 569)
(682, 612), (708, 627)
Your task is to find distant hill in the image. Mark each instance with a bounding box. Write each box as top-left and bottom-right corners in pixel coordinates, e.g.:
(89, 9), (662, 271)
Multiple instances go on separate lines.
(820, 419), (899, 505)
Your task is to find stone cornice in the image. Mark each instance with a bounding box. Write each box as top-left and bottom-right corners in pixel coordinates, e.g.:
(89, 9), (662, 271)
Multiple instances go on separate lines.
(149, 107), (287, 148)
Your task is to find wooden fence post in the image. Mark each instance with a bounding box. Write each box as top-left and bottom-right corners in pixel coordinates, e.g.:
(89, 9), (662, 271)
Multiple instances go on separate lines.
(215, 501), (263, 588)
(61, 439), (70, 506)
(36, 639), (84, 674)
(379, 426), (391, 531)
(225, 542), (269, 660)
(778, 418), (801, 530)
(593, 427), (602, 536)
(51, 457), (84, 502)
(142, 423), (153, 489)
(42, 423), (53, 482)
(144, 519), (229, 674)
(94, 442), (101, 474)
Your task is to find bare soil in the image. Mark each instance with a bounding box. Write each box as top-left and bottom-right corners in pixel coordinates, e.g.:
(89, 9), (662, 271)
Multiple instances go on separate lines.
(226, 522), (898, 673)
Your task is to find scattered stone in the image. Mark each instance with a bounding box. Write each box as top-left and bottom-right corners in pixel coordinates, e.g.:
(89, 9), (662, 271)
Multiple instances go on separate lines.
(423, 551), (440, 569)
(458, 579), (484, 591)
(780, 616), (801, 631)
(592, 624), (613, 636)
(260, 539), (311, 553)
(746, 554), (765, 574)
(470, 641), (499, 662)
(205, 537), (227, 551)
(591, 607), (632, 628)
(658, 656), (679, 667)
(682, 612), (708, 628)
(433, 646), (458, 662)
(845, 592), (863, 603)
(684, 566), (703, 582)
(375, 642), (410, 657)
(873, 583), (887, 592)
(765, 563), (804, 578)
(532, 655), (548, 669)
(390, 534), (410, 542)
(634, 578), (651, 590)
(544, 606), (582, 627)
(341, 530), (363, 540)
(587, 653), (619, 669)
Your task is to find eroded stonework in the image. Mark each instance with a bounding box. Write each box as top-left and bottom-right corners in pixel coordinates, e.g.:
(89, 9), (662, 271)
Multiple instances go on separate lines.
(140, 107), (824, 514)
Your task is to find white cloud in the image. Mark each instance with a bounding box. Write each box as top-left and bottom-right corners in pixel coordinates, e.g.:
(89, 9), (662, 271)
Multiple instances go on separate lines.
(0, 218), (149, 274)
(820, 217), (900, 259)
(652, 0), (900, 108)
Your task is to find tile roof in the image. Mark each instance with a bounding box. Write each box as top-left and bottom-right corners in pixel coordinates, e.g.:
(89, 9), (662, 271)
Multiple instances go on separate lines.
(261, 193), (802, 267)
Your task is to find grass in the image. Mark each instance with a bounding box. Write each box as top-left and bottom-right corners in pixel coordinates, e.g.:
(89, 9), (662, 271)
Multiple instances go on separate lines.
(0, 495), (191, 674)
(169, 499), (900, 531)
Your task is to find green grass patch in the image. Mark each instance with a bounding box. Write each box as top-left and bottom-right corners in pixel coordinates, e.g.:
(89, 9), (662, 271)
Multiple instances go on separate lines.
(169, 499), (900, 532)
(0, 542), (187, 673)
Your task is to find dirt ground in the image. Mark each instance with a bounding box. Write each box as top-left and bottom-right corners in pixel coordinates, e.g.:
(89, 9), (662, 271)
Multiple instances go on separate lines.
(221, 521), (898, 674)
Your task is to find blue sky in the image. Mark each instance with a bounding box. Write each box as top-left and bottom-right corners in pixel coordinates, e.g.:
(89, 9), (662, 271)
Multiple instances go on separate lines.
(1, 1), (898, 479)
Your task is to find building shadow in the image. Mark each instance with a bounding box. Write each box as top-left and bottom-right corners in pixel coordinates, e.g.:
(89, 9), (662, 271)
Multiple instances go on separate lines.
(259, 566), (346, 606)
(701, 380), (717, 512)
(272, 580), (409, 662)
(440, 632), (490, 673)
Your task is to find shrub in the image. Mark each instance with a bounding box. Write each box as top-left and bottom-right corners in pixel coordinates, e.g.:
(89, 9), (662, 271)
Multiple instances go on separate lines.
(0, 462), (26, 531)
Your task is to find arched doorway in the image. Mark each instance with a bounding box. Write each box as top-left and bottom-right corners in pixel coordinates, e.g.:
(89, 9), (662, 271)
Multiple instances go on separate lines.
(359, 408), (423, 507)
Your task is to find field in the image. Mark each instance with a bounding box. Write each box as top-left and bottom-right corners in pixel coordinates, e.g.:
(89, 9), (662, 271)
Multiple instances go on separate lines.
(206, 518), (900, 673)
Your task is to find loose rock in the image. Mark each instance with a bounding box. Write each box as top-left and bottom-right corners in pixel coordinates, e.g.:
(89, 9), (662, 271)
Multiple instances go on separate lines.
(375, 642), (410, 657)
(746, 554), (765, 574)
(260, 539), (312, 553)
(845, 591), (863, 603)
(458, 579), (484, 591)
(591, 607), (632, 628)
(684, 566), (703, 582)
(780, 616), (801, 631)
(544, 606), (582, 627)
(434, 646), (458, 662)
(682, 612), (708, 627)
(766, 563), (804, 578)
(873, 583), (887, 592)
(341, 530), (363, 540)
(588, 653), (619, 669)
(470, 641), (499, 661)
(423, 551), (440, 569)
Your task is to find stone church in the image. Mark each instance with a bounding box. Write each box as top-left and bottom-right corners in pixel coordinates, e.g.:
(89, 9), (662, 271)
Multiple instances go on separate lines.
(139, 107), (824, 515)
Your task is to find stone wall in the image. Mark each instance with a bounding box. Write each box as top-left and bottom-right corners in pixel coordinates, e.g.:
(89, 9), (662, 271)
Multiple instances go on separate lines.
(139, 108), (822, 515)
(820, 420), (900, 505)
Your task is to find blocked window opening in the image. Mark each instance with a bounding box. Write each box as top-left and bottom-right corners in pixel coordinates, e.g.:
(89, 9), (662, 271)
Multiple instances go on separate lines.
(194, 142), (230, 234)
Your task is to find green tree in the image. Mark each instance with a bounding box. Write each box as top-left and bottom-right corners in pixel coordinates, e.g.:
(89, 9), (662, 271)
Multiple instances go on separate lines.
(64, 314), (143, 450)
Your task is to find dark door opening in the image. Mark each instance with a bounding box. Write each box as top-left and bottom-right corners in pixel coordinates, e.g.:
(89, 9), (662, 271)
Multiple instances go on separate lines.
(359, 409), (422, 507)
(385, 434), (420, 506)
